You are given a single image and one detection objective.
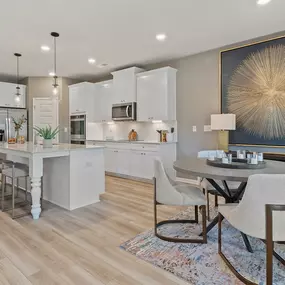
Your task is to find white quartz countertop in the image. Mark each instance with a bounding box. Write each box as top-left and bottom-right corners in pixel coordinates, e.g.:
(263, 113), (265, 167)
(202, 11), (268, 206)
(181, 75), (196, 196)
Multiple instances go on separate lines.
(0, 142), (104, 154)
(87, 140), (177, 145)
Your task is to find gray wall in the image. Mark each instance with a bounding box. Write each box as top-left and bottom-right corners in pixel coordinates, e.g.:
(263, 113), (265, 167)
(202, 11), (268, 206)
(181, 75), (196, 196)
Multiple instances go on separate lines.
(23, 77), (75, 142)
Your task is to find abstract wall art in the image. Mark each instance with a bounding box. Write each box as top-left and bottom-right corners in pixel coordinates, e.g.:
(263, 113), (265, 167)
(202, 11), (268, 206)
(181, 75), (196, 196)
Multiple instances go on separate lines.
(221, 36), (285, 147)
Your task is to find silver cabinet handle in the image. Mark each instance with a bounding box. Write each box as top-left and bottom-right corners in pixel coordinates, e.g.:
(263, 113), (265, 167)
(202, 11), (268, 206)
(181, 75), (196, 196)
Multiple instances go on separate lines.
(126, 105), (130, 117)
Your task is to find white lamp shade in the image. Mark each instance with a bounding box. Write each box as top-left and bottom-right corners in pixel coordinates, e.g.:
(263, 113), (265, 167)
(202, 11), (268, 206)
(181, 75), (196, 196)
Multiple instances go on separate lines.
(211, 114), (236, 130)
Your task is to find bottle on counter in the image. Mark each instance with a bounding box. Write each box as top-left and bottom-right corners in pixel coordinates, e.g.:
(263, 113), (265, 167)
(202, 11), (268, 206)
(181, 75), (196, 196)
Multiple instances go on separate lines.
(128, 129), (138, 141)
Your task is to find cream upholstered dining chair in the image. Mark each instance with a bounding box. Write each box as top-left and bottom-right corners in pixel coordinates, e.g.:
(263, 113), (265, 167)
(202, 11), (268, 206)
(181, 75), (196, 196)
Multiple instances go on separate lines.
(154, 159), (207, 243)
(198, 150), (240, 221)
(218, 174), (285, 285)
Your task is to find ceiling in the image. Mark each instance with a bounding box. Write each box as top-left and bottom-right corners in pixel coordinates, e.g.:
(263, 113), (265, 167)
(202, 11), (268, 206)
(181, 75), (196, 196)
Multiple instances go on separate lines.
(1, 0), (285, 80)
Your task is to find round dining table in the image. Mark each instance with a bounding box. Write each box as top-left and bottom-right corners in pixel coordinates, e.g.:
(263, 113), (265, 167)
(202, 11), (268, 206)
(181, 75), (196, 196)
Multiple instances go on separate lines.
(173, 157), (285, 251)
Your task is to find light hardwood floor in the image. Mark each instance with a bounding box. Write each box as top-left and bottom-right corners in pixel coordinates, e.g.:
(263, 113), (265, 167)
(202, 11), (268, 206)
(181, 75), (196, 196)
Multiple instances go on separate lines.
(0, 176), (191, 285)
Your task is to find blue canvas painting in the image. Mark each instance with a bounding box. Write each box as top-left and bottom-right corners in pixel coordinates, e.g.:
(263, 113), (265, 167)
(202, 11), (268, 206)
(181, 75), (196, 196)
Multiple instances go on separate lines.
(221, 36), (285, 147)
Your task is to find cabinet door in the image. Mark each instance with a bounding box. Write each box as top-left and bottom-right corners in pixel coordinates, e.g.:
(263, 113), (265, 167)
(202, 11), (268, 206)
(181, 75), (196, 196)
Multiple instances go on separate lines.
(94, 81), (113, 122)
(69, 86), (81, 114)
(129, 151), (143, 178)
(0, 82), (15, 107)
(113, 72), (136, 104)
(104, 149), (117, 173)
(116, 149), (130, 175)
(142, 152), (157, 179)
(137, 72), (168, 121)
(69, 83), (94, 116)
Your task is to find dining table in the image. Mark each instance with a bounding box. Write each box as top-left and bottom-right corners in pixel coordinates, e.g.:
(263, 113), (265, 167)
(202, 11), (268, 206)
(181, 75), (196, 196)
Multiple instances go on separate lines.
(173, 157), (285, 251)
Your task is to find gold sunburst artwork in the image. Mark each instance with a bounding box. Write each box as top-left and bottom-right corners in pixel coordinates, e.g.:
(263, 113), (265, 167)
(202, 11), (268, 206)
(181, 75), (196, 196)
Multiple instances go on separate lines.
(227, 44), (285, 140)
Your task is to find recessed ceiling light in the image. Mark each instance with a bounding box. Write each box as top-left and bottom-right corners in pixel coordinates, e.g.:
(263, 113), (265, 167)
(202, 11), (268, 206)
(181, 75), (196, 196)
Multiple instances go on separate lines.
(41, 45), (50, 52)
(88, 58), (96, 64)
(103, 83), (110, 88)
(98, 63), (108, 68)
(49, 72), (55, 76)
(257, 0), (272, 5)
(156, 34), (167, 41)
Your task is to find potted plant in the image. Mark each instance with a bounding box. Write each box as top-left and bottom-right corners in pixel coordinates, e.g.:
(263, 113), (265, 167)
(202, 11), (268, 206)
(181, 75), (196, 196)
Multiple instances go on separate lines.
(12, 115), (27, 143)
(33, 125), (60, 148)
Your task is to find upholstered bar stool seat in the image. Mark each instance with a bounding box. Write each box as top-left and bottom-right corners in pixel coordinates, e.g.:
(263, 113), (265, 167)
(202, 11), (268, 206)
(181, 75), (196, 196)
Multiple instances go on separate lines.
(1, 161), (30, 219)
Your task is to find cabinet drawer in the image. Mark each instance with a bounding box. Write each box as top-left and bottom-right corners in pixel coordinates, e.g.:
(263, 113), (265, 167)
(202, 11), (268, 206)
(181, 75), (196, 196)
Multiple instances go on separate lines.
(130, 144), (159, 152)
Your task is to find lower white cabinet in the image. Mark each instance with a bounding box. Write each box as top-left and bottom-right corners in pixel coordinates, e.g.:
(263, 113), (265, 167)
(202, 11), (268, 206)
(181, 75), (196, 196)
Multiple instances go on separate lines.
(129, 151), (157, 179)
(88, 142), (176, 180)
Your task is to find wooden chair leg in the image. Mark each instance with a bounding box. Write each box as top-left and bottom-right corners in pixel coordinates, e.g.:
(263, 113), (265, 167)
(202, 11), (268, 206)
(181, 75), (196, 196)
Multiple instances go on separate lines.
(207, 191), (210, 221)
(215, 194), (218, 207)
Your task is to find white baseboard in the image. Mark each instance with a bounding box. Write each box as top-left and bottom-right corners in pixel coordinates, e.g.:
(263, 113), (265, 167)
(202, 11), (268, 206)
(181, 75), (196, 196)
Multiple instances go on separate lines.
(176, 177), (200, 185)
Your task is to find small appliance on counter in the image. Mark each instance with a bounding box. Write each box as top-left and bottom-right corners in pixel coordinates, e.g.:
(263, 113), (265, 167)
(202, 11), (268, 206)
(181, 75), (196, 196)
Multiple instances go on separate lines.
(128, 129), (138, 141)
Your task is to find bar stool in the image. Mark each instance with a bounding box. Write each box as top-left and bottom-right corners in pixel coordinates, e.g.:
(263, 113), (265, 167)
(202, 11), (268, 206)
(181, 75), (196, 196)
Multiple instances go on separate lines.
(1, 160), (30, 219)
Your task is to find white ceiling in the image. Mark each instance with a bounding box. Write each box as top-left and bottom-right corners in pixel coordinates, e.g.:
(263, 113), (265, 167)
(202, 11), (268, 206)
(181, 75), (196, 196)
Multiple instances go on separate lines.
(1, 0), (285, 80)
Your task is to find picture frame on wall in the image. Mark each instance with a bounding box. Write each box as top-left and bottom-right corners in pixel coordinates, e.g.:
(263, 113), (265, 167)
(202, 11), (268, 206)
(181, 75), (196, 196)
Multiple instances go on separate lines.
(220, 35), (285, 147)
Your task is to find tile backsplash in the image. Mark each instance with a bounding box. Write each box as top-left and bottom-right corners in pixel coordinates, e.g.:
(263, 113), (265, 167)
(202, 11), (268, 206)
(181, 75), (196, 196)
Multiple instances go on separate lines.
(87, 121), (177, 142)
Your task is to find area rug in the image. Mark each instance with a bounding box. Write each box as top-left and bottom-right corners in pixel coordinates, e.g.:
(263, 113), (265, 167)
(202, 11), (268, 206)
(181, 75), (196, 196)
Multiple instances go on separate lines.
(120, 207), (285, 285)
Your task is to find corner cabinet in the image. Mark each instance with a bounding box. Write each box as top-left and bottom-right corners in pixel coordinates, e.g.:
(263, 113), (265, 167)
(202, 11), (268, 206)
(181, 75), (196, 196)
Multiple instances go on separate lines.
(69, 82), (95, 121)
(111, 67), (144, 104)
(0, 82), (26, 108)
(137, 67), (177, 122)
(93, 80), (113, 123)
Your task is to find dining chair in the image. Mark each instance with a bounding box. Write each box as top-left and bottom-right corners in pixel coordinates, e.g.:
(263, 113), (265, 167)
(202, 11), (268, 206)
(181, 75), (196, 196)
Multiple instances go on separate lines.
(198, 150), (240, 221)
(218, 174), (285, 285)
(154, 159), (207, 243)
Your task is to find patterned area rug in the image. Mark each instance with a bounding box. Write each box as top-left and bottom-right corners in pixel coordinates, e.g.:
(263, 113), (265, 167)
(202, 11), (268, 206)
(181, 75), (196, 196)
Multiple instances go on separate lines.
(120, 207), (285, 285)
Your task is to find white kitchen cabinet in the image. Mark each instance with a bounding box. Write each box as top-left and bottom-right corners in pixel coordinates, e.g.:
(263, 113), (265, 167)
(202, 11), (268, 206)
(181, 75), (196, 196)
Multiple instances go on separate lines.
(95, 141), (176, 181)
(130, 151), (157, 179)
(0, 82), (26, 108)
(111, 67), (144, 104)
(93, 80), (113, 123)
(137, 67), (177, 122)
(69, 82), (95, 121)
(105, 148), (117, 173)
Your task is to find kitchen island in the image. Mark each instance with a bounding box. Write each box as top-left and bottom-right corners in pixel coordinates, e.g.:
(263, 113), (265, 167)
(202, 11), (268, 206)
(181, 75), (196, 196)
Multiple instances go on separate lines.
(0, 143), (105, 219)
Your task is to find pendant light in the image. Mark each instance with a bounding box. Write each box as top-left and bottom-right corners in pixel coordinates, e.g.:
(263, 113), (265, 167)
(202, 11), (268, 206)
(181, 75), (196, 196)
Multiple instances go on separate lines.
(14, 53), (22, 104)
(51, 32), (60, 100)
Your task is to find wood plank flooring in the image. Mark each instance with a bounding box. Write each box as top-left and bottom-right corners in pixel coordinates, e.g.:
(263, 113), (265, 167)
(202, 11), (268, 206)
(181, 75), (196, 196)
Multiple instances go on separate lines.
(0, 176), (190, 285)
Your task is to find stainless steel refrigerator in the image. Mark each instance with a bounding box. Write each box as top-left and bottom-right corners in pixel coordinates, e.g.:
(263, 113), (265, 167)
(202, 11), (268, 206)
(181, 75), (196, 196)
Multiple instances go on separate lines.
(0, 108), (28, 142)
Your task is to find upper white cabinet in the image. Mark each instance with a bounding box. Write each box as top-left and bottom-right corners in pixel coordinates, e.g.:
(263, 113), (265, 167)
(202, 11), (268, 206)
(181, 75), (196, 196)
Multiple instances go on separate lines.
(0, 82), (26, 108)
(111, 67), (144, 104)
(137, 67), (177, 122)
(93, 80), (113, 123)
(69, 82), (95, 121)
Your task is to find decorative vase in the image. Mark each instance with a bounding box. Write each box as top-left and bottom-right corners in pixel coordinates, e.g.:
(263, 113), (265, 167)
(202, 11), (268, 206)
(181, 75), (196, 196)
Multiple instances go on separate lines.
(15, 129), (20, 143)
(43, 139), (53, 148)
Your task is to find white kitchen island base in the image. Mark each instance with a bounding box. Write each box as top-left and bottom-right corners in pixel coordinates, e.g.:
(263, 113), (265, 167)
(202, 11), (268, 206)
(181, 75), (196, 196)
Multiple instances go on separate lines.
(0, 143), (105, 219)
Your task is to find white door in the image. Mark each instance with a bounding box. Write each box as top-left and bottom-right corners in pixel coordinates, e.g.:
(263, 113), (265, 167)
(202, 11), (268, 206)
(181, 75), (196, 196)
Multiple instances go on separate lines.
(33, 98), (59, 144)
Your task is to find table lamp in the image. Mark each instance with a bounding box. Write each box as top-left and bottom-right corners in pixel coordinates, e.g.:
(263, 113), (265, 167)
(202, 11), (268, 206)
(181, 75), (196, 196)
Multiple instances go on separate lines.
(211, 114), (236, 151)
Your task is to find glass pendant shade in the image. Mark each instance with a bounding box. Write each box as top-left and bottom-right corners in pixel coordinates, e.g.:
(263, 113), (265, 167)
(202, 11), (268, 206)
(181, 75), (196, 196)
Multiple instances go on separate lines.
(51, 32), (60, 101)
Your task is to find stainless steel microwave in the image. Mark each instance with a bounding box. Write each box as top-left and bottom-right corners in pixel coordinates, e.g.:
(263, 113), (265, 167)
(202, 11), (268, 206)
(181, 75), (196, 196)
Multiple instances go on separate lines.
(112, 102), (136, 121)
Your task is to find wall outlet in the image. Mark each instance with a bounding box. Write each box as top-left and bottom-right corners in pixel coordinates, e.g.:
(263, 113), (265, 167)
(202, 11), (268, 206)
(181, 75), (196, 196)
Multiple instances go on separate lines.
(204, 125), (212, 132)
(192, 126), (197, 132)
